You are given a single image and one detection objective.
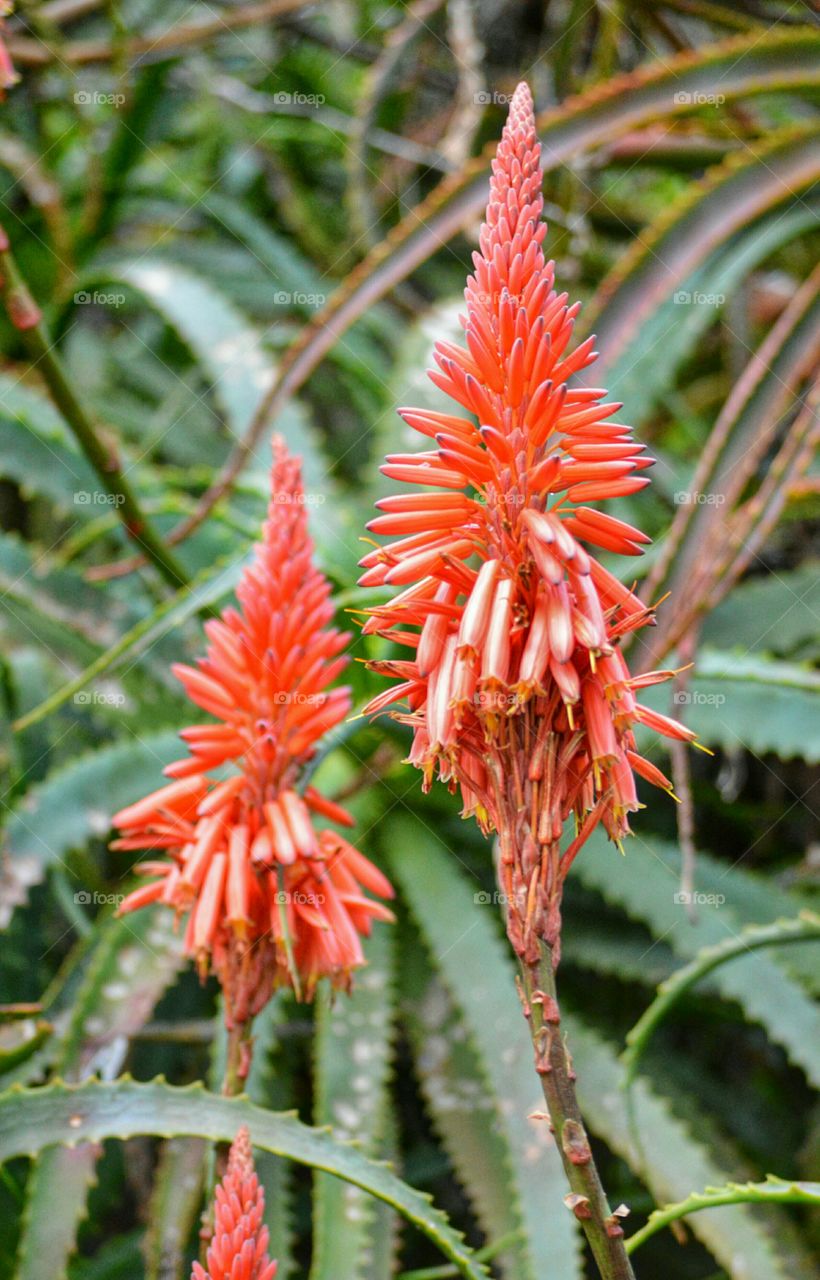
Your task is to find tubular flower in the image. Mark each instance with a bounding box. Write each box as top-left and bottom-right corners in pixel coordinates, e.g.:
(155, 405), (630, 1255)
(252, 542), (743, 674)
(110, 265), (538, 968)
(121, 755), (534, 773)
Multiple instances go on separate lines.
(192, 1127), (277, 1280)
(361, 83), (695, 964)
(113, 439), (394, 1022)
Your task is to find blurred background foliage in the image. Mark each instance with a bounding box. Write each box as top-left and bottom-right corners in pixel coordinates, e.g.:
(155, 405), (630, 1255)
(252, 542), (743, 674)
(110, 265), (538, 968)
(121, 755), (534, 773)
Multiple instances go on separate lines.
(0, 2), (818, 1278)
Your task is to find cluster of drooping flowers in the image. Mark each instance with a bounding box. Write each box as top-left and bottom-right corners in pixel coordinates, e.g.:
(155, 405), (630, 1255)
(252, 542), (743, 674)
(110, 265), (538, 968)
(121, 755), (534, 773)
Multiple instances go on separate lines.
(361, 82), (695, 964)
(193, 1128), (277, 1280)
(114, 438), (394, 1024)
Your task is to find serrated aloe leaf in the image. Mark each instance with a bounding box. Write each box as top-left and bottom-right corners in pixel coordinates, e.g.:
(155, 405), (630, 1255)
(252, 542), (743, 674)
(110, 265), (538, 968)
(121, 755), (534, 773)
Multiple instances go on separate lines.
(404, 964), (523, 1280)
(383, 815), (582, 1280)
(0, 377), (100, 516)
(144, 1137), (207, 1280)
(4, 730), (180, 880)
(0, 1078), (489, 1280)
(0, 534), (123, 666)
(638, 653), (820, 763)
(86, 264), (328, 488)
(82, 259), (357, 573)
(13, 554), (247, 734)
(310, 926), (395, 1280)
(361, 1105), (402, 1280)
(701, 563), (820, 658)
(54, 910), (185, 1082)
(574, 832), (820, 1086)
(15, 1145), (101, 1280)
(93, 262), (276, 439)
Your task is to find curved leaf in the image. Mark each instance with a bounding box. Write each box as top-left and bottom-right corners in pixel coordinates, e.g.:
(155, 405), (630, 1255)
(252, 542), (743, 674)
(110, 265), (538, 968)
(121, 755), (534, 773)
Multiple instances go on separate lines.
(626, 1177), (820, 1254)
(87, 261), (327, 496)
(583, 129), (820, 394)
(574, 832), (820, 1087)
(0, 1077), (489, 1280)
(623, 913), (820, 1086)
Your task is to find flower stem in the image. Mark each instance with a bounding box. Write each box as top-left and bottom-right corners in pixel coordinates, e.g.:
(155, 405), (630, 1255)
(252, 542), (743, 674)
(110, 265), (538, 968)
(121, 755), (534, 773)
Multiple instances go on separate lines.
(0, 231), (190, 591)
(519, 946), (635, 1280)
(222, 1020), (253, 1097)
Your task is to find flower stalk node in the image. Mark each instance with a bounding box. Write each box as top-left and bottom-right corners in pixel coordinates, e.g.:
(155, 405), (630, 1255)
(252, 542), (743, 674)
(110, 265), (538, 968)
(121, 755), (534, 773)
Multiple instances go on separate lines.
(565, 1193), (593, 1221)
(562, 1118), (592, 1165)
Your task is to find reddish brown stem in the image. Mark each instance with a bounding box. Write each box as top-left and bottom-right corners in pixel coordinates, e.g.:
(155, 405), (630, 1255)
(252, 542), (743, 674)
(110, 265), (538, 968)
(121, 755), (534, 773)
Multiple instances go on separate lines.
(519, 946), (635, 1280)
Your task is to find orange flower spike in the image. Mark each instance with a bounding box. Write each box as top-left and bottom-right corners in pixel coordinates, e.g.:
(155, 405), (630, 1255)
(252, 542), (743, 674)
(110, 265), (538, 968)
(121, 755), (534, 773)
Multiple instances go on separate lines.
(362, 82), (695, 963)
(193, 1128), (277, 1280)
(113, 439), (393, 1030)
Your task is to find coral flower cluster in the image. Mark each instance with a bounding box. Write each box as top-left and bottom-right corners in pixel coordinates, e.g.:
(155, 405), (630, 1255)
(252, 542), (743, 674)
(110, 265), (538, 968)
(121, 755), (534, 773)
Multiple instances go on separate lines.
(114, 440), (394, 1023)
(362, 83), (695, 963)
(193, 1127), (277, 1280)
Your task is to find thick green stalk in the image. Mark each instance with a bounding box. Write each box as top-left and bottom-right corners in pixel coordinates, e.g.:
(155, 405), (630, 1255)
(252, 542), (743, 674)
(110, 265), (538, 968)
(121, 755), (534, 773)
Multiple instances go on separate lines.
(0, 233), (189, 590)
(519, 947), (635, 1280)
